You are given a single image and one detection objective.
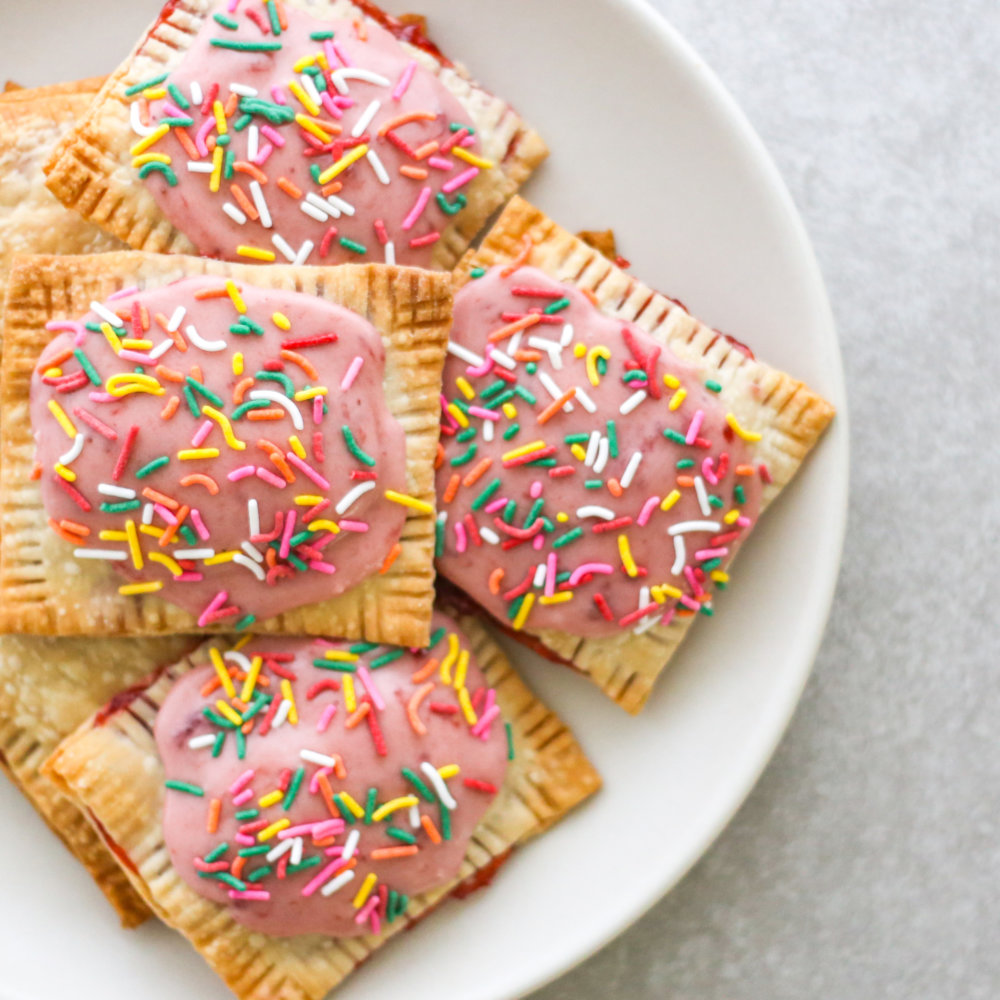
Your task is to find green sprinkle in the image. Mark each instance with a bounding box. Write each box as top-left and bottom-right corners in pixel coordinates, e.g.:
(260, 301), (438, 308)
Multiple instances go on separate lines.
(167, 83), (190, 109)
(524, 497), (545, 526)
(233, 113), (253, 131)
(124, 72), (168, 97)
(310, 163), (322, 184)
(505, 722), (515, 760)
(705, 379), (723, 393)
(224, 147), (235, 178)
(470, 266), (486, 278)
(512, 384), (537, 405)
(451, 396), (471, 414)
(339, 237), (367, 255)
(99, 500), (141, 513)
(596, 356), (608, 376)
(333, 794), (355, 823)
(210, 38), (283, 52)
(238, 97), (295, 125)
(663, 428), (687, 445)
(349, 641), (379, 654)
(471, 478), (501, 511)
(203, 707), (236, 729)
(528, 457), (557, 467)
(543, 296), (571, 314)
(492, 389), (516, 407)
(138, 162), (178, 186)
(734, 485), (746, 504)
(287, 552), (308, 572)
(556, 570), (572, 584)
(165, 780), (203, 796)
(266, 0), (282, 35)
(312, 657), (357, 673)
(553, 527), (584, 548)
(283, 765), (305, 810)
(584, 479), (603, 489)
(207, 872), (246, 892)
(699, 604), (715, 617)
(456, 427), (477, 443)
(183, 384), (200, 417)
(436, 191), (467, 215)
(439, 803), (452, 841)
(310, 29), (336, 40)
(480, 380), (507, 400)
(525, 361), (537, 375)
(287, 856), (323, 874)
(341, 424), (376, 466)
(427, 626), (447, 651)
(387, 889), (400, 922)
(507, 594), (526, 622)
(215, 135), (231, 147)
(212, 732), (226, 757)
(256, 370), (295, 397)
(565, 433), (589, 444)
(435, 513), (446, 558)
(235, 614), (256, 631)
(370, 647), (406, 669)
(702, 558), (722, 571)
(449, 443), (477, 466)
(450, 121), (474, 134)
(502, 423), (520, 440)
(246, 865), (272, 883)
(84, 321), (104, 334)
(135, 455), (170, 478)
(501, 500), (517, 523)
(364, 787), (378, 825)
(213, 11), (239, 28)
(676, 458), (695, 470)
(715, 580), (728, 591)
(238, 844), (271, 857)
(623, 370), (649, 383)
(178, 524), (197, 545)
(401, 767), (435, 803)
(234, 315), (265, 335)
(205, 843), (229, 863)
(232, 399), (272, 420)
(159, 116), (194, 128)
(234, 809), (258, 821)
(387, 826), (417, 845)
(605, 420), (619, 458)
(235, 728), (246, 760)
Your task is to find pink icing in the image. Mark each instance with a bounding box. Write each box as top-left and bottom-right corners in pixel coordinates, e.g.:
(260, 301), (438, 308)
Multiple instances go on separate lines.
(154, 613), (508, 936)
(30, 276), (406, 625)
(135, 6), (484, 267)
(436, 266), (763, 638)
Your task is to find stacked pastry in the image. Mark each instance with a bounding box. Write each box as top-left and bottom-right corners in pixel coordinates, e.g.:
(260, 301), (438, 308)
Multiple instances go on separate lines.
(0, 2), (833, 997)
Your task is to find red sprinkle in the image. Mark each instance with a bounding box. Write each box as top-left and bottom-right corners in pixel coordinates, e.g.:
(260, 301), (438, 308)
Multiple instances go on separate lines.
(282, 333), (338, 350)
(112, 425), (140, 482)
(53, 474), (92, 512)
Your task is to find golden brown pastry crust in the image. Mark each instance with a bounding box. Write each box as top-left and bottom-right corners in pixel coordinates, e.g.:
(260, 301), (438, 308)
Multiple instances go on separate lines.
(42, 0), (547, 270)
(0, 76), (107, 103)
(44, 614), (600, 1000)
(450, 197), (837, 713)
(0, 251), (450, 646)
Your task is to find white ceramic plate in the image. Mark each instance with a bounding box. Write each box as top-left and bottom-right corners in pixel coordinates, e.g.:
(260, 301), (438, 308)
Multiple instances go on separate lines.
(0, 1), (847, 997)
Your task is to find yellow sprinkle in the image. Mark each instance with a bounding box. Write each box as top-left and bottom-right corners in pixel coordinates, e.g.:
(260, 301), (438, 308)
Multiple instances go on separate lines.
(437, 764), (460, 780)
(47, 399), (77, 439)
(323, 649), (359, 662)
(726, 413), (762, 442)
(501, 402), (518, 420)
(224, 279), (246, 313)
(573, 343), (587, 358)
(352, 872), (378, 909)
(257, 818), (291, 842)
(668, 388), (687, 411)
(338, 791), (364, 819)
(663, 372), (680, 389)
(710, 570), (730, 583)
(99, 530), (128, 542)
(439, 632), (459, 685)
(106, 372), (164, 397)
(539, 591), (574, 605)
(232, 352), (244, 376)
(370, 795), (419, 823)
(556, 511), (569, 523)
(280, 678), (298, 725)
(212, 99), (228, 135)
(570, 443), (587, 462)
(240, 655), (264, 702)
(148, 550), (182, 575)
(306, 519), (340, 534)
(454, 648), (469, 691)
(585, 345), (611, 387)
(129, 123), (170, 156)
(53, 464), (76, 482)
(234, 635), (253, 651)
(202, 406), (246, 450)
(216, 700), (243, 727)
(125, 519), (144, 570)
(44, 367), (62, 378)
(511, 591), (535, 631)
(292, 54), (318, 73)
(132, 152), (171, 167)
(455, 376), (475, 400)
(177, 448), (221, 460)
(724, 509), (741, 525)
(317, 142), (368, 184)
(288, 79), (320, 116)
(293, 386), (327, 401)
(295, 495), (324, 506)
(209, 144), (223, 193)
(452, 146), (494, 169)
(288, 435), (307, 459)
(272, 312), (291, 330)
(661, 490), (681, 511)
(502, 439), (547, 462)
(618, 534), (638, 577)
(384, 490), (434, 515)
(258, 790), (284, 809)
(101, 322), (122, 355)
(343, 674), (356, 713)
(117, 581), (162, 596)
(204, 551), (238, 565)
(446, 402), (469, 428)
(143, 87), (167, 100)
(120, 339), (153, 350)
(457, 686), (477, 726)
(295, 113), (333, 143)
(210, 646), (236, 699)
(652, 583), (683, 601)
(237, 245), (276, 262)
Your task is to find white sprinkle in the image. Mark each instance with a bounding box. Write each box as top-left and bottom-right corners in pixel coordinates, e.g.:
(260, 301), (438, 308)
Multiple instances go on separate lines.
(409, 804), (421, 829)
(330, 68), (391, 93)
(320, 869), (355, 897)
(189, 81), (203, 106)
(420, 761), (458, 810)
(290, 837), (303, 865)
(671, 535), (687, 575)
(166, 306), (186, 332)
(634, 587), (660, 635)
(293, 240), (314, 266)
(560, 323), (574, 346)
(272, 699), (292, 729)
(300, 749), (338, 768)
(234, 553), (266, 580)
(149, 339), (175, 359)
(248, 390), (304, 430)
(142, 502), (155, 525)
(366, 148), (389, 184)
(479, 526), (500, 545)
(222, 201), (247, 225)
(326, 193), (355, 217)
(694, 475), (712, 517)
(483, 420), (494, 442)
(73, 548), (126, 561)
(528, 336), (563, 370)
(576, 505), (616, 520)
(593, 436), (610, 475)
(573, 386), (597, 414)
(230, 82), (257, 97)
(508, 331), (523, 353)
(446, 341), (485, 367)
(532, 563), (547, 588)
(271, 233), (296, 262)
(185, 323), (227, 352)
(305, 192), (334, 218)
(172, 548), (215, 560)
(300, 200), (329, 223)
(246, 124), (259, 162)
(351, 98), (381, 137)
(668, 520), (721, 536)
(248, 498), (260, 537)
(249, 180), (272, 229)
(537, 370), (573, 409)
(620, 451), (643, 489)
(490, 348), (516, 370)
(300, 72), (323, 108)
(129, 101), (156, 137)
(384, 241), (395, 265)
(584, 430), (601, 467)
(335, 480), (376, 515)
(98, 483), (136, 500)
(266, 838), (295, 863)
(239, 541), (263, 564)
(188, 734), (216, 750)
(90, 300), (123, 328)
(342, 829), (360, 861)
(620, 389), (647, 415)
(186, 161), (215, 173)
(223, 650), (253, 673)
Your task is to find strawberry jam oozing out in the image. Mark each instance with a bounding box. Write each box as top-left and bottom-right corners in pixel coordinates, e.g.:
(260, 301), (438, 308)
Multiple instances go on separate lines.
(129, 4), (488, 267)
(435, 266), (766, 639)
(30, 276), (408, 628)
(154, 614), (509, 937)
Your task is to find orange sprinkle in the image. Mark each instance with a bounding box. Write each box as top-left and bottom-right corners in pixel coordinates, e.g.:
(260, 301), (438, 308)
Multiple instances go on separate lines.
(410, 656), (439, 684)
(230, 183), (258, 220)
(320, 181), (343, 196)
(231, 855), (247, 879)
(38, 347), (74, 372)
(265, 547), (277, 568)
(412, 139), (439, 160)
(353, 16), (366, 40)
(207, 798), (221, 834)
(537, 387), (578, 425)
(276, 176), (302, 199)
(233, 376), (255, 404)
(140, 304), (150, 331)
(155, 364), (185, 383)
(247, 408), (284, 421)
(257, 439), (295, 482)
(142, 487), (179, 509)
(434, 442), (445, 470)
(200, 675), (223, 697)
(224, 92), (239, 117)
(581, 287), (600, 307)
(48, 520), (83, 544)
(606, 478), (623, 498)
(379, 542), (402, 575)
(276, 0), (288, 30)
(676, 475), (695, 488)
(159, 504), (189, 547)
(399, 165), (428, 180)
(406, 682), (434, 736)
(179, 473), (220, 494)
(233, 161), (267, 184)
(174, 127), (199, 160)
(160, 396), (180, 420)
(30, 463), (43, 481)
(317, 772), (338, 817)
(487, 313), (541, 343)
(735, 464), (755, 476)
(488, 567), (505, 595)
(499, 234), (534, 277)
(377, 110), (437, 136)
(442, 473), (461, 503)
(462, 457), (494, 488)
(59, 518), (90, 536)
(345, 702), (372, 729)
(371, 845), (419, 860)
(420, 815), (442, 845)
(193, 286), (230, 300)
(280, 349), (318, 379)
(189, 364), (203, 383)
(512, 349), (543, 362)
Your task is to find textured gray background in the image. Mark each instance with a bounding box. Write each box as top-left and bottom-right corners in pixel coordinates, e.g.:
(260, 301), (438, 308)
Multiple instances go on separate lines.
(534, 2), (1000, 998)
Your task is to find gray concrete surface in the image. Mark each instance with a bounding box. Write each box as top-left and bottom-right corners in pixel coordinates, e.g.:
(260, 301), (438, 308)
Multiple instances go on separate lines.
(533, 2), (1000, 998)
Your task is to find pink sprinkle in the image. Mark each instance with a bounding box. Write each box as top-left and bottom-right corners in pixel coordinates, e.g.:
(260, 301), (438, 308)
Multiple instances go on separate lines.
(256, 466), (288, 489)
(230, 769), (255, 796)
(287, 452), (330, 490)
(46, 320), (86, 347)
(340, 355), (364, 390)
(391, 59), (417, 101)
(440, 127), (470, 154)
(323, 845), (345, 857)
(229, 890), (270, 901)
(270, 85), (286, 104)
(545, 552), (557, 597)
(312, 396), (325, 424)
(312, 818), (345, 839)
(427, 156), (454, 171)
(356, 666), (385, 711)
(189, 508), (210, 541)
(467, 406), (499, 420)
(637, 495), (661, 526)
(529, 480), (543, 499)
(702, 457), (719, 486)
(684, 565), (704, 597)
(532, 533), (545, 551)
(736, 516), (752, 528)
(355, 894), (380, 925)
(471, 703), (501, 738)
(373, 218), (389, 244)
(442, 166), (479, 193)
(678, 594), (701, 612)
(455, 521), (468, 554)
(483, 497), (508, 514)
(319, 91), (343, 119)
(195, 116), (216, 157)
(106, 286), (139, 301)
(301, 857), (349, 897)
(279, 821), (328, 839)
(309, 766), (332, 794)
(440, 394), (458, 430)
(161, 100), (186, 119)
(226, 0), (239, 11)
(660, 608), (676, 627)
(279, 508), (297, 559)
(465, 353), (494, 377)
(317, 703), (337, 732)
(260, 124), (285, 147)
(154, 503), (178, 526)
(253, 142), (275, 166)
(685, 410), (705, 446)
(228, 465), (255, 481)
(191, 419), (213, 447)
(337, 520), (368, 533)
(308, 559), (337, 574)
(88, 392), (114, 403)
(331, 41), (354, 67)
(369, 911), (382, 935)
(232, 790), (254, 808)
(401, 185), (432, 231)
(695, 547), (729, 561)
(197, 590), (228, 628)
(234, 833), (256, 846)
(118, 349), (155, 364)
(175, 572), (203, 582)
(568, 562), (615, 586)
